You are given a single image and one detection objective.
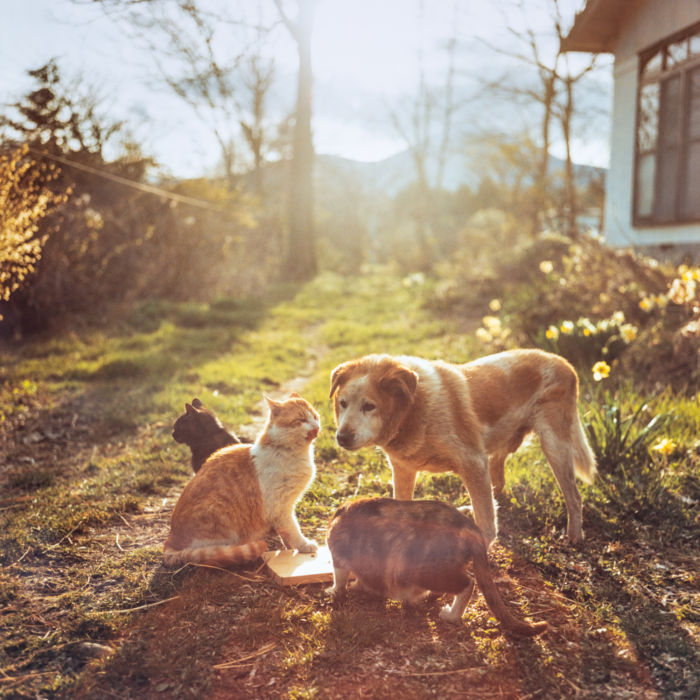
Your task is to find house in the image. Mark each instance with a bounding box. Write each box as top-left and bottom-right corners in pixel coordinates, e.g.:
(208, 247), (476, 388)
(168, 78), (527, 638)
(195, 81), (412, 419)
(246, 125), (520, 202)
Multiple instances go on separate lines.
(563, 0), (700, 258)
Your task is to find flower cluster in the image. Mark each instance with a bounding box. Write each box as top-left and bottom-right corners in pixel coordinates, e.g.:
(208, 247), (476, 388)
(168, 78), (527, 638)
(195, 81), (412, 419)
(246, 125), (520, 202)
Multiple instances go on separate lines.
(475, 311), (511, 347)
(638, 294), (669, 312)
(541, 311), (641, 383)
(639, 265), (700, 315)
(667, 264), (699, 315)
(545, 311), (638, 347)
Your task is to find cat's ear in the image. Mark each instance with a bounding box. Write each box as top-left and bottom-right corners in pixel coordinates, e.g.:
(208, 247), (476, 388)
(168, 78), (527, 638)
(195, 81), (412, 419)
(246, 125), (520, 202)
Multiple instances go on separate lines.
(288, 391), (301, 399)
(191, 398), (203, 409)
(264, 394), (280, 412)
(185, 403), (197, 415)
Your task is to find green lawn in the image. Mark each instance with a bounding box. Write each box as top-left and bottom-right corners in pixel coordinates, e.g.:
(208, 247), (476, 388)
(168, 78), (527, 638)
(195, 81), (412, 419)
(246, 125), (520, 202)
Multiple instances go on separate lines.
(1, 270), (698, 698)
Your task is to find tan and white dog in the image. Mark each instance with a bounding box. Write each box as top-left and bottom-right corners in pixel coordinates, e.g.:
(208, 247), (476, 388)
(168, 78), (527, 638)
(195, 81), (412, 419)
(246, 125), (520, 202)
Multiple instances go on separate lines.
(329, 349), (596, 545)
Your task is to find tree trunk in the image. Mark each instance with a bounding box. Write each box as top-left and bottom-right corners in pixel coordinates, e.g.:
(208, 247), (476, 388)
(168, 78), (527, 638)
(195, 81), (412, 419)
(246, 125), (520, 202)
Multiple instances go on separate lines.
(532, 73), (555, 237)
(284, 0), (317, 281)
(562, 77), (579, 239)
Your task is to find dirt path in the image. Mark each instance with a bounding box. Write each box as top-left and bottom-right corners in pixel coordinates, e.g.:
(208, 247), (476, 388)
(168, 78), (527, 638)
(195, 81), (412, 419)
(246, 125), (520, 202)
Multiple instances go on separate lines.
(239, 324), (330, 439)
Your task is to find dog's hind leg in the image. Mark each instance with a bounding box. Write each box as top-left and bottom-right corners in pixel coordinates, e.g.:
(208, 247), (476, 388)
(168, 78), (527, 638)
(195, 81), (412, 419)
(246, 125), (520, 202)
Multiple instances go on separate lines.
(537, 422), (584, 543)
(488, 451), (507, 496)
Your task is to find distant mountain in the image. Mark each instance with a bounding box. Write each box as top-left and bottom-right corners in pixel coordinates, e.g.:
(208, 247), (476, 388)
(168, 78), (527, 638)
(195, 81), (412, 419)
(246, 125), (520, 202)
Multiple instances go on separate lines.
(316, 150), (476, 196)
(316, 150), (605, 197)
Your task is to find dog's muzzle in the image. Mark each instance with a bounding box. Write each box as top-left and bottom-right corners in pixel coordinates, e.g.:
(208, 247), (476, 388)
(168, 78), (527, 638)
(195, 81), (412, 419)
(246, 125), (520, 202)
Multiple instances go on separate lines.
(336, 429), (356, 450)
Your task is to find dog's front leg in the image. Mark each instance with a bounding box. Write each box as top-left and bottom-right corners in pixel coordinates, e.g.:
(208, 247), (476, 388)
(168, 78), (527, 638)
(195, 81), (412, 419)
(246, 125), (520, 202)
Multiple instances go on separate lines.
(458, 453), (498, 545)
(388, 457), (418, 500)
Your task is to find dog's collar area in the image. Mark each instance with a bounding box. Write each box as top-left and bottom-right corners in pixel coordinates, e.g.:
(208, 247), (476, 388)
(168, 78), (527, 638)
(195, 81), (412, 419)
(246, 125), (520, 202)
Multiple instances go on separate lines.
(384, 425), (408, 450)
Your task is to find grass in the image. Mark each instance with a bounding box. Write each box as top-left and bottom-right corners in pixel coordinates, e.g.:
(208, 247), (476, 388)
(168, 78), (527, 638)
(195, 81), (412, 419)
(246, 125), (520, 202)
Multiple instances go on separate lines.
(1, 269), (698, 698)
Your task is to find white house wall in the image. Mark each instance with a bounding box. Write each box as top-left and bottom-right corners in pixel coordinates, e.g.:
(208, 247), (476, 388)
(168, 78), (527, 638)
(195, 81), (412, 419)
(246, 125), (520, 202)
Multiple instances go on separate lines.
(605, 0), (700, 248)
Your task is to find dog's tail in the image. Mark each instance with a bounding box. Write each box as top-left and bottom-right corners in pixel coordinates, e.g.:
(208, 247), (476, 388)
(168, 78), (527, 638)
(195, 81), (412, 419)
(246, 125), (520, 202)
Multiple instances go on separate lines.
(572, 409), (597, 484)
(472, 544), (548, 637)
(163, 540), (267, 568)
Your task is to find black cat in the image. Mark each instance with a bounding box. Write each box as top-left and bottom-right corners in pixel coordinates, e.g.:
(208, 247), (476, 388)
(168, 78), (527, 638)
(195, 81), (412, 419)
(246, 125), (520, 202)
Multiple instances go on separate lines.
(172, 398), (242, 473)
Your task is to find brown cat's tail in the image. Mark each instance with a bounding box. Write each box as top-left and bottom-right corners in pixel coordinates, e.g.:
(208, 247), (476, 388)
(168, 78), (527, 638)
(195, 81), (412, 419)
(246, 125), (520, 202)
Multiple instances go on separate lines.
(163, 540), (267, 568)
(471, 546), (548, 637)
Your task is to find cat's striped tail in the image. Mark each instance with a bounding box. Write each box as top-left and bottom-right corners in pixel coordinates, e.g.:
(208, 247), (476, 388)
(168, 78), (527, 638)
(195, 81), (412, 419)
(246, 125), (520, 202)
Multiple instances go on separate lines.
(472, 541), (548, 637)
(163, 540), (267, 568)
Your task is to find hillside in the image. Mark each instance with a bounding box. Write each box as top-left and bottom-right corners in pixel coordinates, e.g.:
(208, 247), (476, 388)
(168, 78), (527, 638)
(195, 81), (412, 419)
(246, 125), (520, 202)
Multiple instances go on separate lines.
(317, 149), (606, 196)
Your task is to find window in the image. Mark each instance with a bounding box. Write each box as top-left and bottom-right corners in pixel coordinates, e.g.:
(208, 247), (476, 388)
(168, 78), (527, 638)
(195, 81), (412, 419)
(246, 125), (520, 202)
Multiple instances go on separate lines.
(634, 24), (700, 224)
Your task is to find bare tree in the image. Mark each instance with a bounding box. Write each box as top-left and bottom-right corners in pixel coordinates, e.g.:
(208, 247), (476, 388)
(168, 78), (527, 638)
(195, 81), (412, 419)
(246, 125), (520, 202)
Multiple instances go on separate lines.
(388, 0), (462, 269)
(239, 48), (275, 197)
(480, 0), (599, 238)
(274, 0), (317, 281)
(552, 52), (599, 238)
(88, 0), (277, 190)
(90, 0), (317, 278)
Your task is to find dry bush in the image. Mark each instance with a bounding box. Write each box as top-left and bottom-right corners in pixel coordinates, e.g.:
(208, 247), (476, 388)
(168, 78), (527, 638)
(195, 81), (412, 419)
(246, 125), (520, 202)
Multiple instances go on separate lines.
(0, 146), (67, 304)
(425, 233), (698, 392)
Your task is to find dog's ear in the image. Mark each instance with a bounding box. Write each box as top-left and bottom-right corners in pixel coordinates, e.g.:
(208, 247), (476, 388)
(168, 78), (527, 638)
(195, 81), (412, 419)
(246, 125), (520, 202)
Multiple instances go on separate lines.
(329, 362), (354, 398)
(185, 402), (197, 415)
(379, 363), (418, 404)
(191, 398), (203, 409)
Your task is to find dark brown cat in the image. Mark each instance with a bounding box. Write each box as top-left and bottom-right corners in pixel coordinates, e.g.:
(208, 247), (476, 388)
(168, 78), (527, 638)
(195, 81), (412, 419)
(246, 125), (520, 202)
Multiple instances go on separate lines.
(172, 398), (241, 473)
(326, 498), (548, 637)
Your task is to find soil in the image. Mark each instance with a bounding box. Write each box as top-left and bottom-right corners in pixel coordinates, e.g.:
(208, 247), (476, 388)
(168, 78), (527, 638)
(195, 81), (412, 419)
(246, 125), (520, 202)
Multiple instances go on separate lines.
(1, 349), (698, 699)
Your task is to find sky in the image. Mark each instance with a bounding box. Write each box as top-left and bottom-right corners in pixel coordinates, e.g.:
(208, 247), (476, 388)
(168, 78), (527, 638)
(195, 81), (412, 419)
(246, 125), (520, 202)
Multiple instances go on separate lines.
(0, 0), (612, 178)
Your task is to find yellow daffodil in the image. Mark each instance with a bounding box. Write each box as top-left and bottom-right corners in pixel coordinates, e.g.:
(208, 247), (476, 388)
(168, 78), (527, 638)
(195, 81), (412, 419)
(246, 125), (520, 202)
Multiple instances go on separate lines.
(560, 320), (575, 334)
(482, 315), (502, 332)
(592, 360), (611, 381)
(545, 325), (559, 340)
(539, 260), (554, 274)
(402, 272), (425, 288)
(620, 323), (638, 343)
(639, 297), (654, 312)
(475, 328), (492, 343)
(577, 318), (596, 335)
(651, 438), (677, 456)
(489, 298), (502, 312)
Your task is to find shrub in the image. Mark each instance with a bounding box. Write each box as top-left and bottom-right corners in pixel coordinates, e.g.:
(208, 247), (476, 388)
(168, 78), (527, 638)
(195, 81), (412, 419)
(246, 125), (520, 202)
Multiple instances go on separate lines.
(584, 392), (671, 476)
(446, 234), (697, 393)
(0, 145), (68, 304)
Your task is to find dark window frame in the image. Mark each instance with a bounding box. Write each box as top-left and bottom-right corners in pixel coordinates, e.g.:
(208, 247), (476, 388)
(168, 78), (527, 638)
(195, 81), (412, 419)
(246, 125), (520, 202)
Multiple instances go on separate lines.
(633, 21), (700, 227)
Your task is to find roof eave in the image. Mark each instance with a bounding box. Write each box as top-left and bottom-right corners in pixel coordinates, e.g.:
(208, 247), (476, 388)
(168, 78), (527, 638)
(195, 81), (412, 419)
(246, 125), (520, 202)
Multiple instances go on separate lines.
(561, 0), (633, 54)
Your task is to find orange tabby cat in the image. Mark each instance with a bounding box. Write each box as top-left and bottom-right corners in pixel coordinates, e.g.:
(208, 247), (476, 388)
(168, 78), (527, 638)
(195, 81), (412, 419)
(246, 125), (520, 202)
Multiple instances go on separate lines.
(163, 393), (320, 567)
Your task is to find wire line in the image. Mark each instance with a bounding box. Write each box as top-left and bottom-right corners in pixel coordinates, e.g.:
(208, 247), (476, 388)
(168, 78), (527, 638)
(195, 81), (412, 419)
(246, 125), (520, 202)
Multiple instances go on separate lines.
(26, 146), (225, 212)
